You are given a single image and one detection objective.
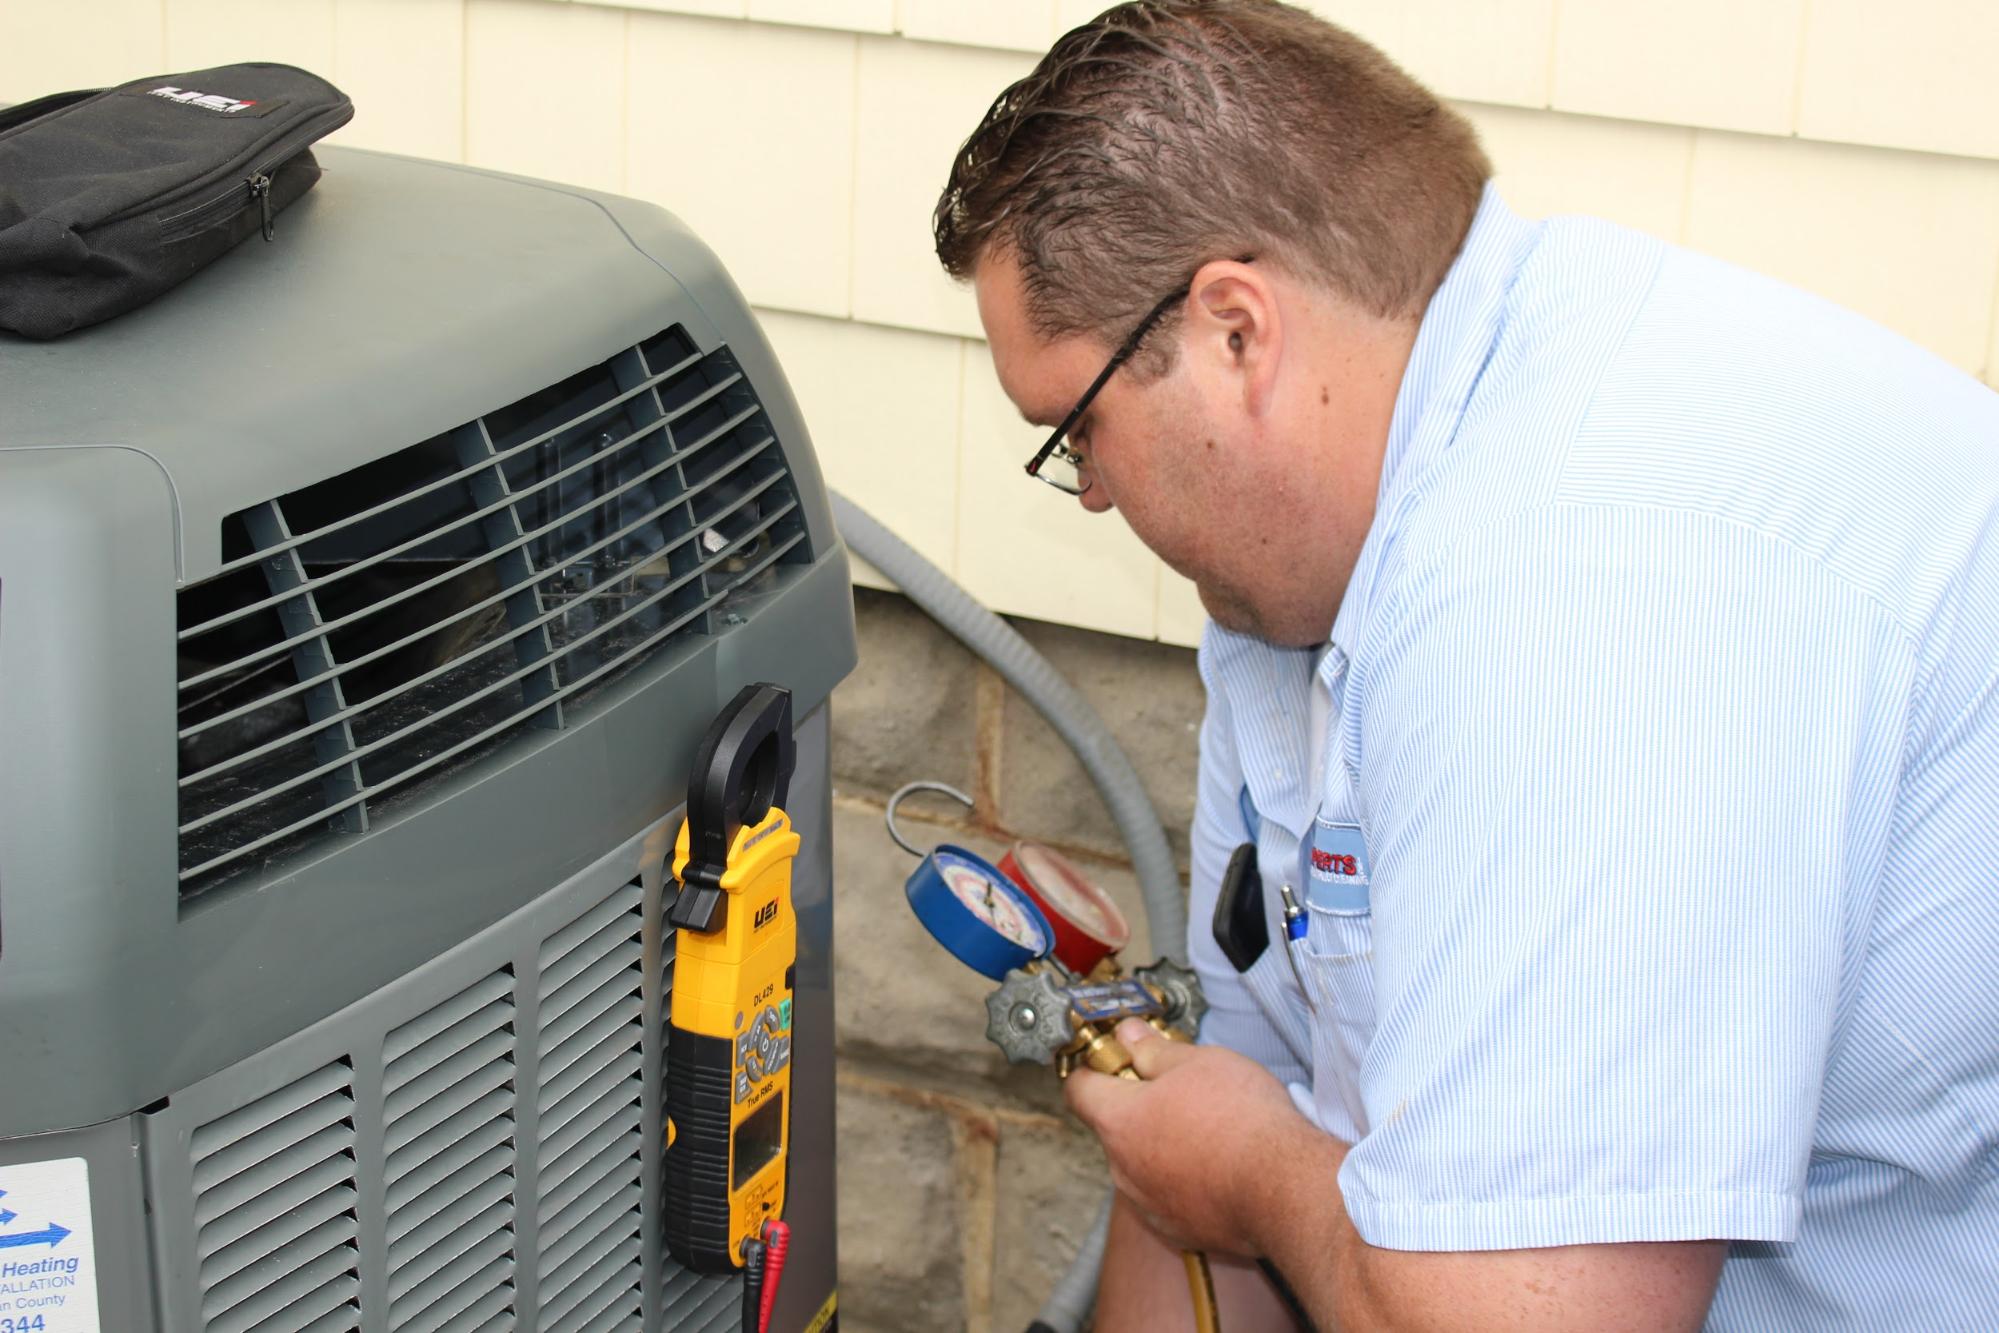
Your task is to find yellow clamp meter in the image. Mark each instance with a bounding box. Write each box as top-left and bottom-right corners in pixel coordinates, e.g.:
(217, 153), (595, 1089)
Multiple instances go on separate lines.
(665, 682), (799, 1274)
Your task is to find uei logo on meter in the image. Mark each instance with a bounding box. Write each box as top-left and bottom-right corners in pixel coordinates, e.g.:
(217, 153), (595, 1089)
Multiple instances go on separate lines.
(665, 683), (800, 1275)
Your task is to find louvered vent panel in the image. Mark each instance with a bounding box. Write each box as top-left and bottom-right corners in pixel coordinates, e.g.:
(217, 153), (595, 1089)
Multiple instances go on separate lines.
(660, 1261), (743, 1327)
(176, 326), (812, 898)
(534, 880), (646, 1331)
(192, 1062), (361, 1333)
(383, 970), (518, 1333)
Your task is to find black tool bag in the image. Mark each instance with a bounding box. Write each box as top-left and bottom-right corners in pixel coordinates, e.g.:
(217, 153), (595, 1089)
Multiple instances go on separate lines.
(0, 63), (353, 339)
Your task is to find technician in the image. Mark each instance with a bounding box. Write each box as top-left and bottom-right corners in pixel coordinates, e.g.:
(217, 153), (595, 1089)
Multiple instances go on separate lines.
(933, 2), (1999, 1329)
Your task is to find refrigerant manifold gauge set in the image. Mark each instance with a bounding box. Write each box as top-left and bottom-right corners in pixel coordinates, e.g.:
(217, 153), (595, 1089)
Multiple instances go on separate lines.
(886, 782), (1206, 1079)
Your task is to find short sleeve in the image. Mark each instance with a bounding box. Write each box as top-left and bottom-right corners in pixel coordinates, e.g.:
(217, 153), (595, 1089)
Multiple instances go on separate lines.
(1338, 503), (1907, 1251)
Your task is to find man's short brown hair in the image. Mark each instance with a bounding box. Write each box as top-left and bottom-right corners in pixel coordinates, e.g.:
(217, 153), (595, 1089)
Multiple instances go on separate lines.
(935, 0), (1490, 352)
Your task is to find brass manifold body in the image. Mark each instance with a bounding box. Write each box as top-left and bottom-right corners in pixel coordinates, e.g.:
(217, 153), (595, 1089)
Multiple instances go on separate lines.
(983, 952), (1219, 1333)
(983, 953), (1207, 1077)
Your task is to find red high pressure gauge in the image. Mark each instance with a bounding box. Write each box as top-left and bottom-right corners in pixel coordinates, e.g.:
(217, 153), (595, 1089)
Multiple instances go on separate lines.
(997, 841), (1130, 974)
(885, 782), (1131, 976)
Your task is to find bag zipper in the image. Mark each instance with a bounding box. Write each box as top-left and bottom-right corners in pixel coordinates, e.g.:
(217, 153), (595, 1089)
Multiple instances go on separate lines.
(160, 170), (275, 241)
(148, 97), (354, 240)
(250, 172), (274, 239)
(159, 173), (266, 241)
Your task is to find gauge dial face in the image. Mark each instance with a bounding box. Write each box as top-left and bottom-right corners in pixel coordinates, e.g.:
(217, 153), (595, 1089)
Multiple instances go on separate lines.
(1014, 843), (1125, 942)
(939, 857), (1047, 950)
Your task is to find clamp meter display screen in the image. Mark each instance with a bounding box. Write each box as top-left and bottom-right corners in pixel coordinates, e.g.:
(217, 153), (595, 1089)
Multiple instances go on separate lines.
(941, 860), (1045, 949)
(733, 1090), (785, 1191)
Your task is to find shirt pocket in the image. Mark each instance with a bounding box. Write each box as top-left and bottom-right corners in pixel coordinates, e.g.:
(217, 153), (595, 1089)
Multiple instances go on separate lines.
(1291, 906), (1376, 1140)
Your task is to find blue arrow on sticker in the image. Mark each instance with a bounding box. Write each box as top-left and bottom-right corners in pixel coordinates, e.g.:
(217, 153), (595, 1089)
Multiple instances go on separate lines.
(0, 1223), (70, 1250)
(0, 1187), (14, 1225)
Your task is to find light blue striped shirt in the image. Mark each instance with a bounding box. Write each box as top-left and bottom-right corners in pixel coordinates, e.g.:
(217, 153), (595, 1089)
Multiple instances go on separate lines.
(1190, 186), (1999, 1327)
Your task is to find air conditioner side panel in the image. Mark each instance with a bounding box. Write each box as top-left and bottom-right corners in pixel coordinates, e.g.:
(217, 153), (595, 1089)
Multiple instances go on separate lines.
(0, 447), (181, 1138)
(137, 705), (839, 1333)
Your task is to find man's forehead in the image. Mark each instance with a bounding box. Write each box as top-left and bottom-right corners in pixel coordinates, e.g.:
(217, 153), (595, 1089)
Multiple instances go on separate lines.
(972, 251), (1092, 425)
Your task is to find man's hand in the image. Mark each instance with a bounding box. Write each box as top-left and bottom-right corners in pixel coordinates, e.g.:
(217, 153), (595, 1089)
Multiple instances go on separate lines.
(1067, 1019), (1729, 1331)
(1064, 1019), (1326, 1257)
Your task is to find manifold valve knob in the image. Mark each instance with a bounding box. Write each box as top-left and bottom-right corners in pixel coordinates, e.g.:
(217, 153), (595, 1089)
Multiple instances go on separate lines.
(1132, 956), (1208, 1036)
(984, 966), (1074, 1066)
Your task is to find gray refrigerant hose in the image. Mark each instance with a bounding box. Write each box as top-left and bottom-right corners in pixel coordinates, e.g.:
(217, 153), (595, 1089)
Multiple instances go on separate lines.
(829, 491), (1185, 1333)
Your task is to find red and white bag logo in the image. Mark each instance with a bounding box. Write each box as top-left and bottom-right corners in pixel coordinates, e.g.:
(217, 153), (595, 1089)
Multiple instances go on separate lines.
(148, 86), (259, 114)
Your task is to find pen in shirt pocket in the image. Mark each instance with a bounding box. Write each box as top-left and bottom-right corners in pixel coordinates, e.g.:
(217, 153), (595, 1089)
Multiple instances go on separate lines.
(1279, 882), (1308, 942)
(1279, 882), (1310, 996)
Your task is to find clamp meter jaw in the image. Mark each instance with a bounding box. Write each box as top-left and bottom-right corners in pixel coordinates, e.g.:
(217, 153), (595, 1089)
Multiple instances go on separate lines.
(666, 683), (799, 1275)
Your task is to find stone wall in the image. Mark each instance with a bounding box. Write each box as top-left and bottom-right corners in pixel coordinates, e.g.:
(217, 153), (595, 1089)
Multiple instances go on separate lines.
(828, 588), (1205, 1333)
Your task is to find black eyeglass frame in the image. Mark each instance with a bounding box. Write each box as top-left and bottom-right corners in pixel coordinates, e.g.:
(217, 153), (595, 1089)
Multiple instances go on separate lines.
(1023, 289), (1183, 495)
(1023, 257), (1253, 495)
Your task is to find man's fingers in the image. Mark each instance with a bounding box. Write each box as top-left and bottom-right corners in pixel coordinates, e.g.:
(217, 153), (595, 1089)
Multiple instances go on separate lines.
(1064, 1065), (1128, 1131)
(1069, 1022), (1202, 1134)
(1118, 1019), (1193, 1080)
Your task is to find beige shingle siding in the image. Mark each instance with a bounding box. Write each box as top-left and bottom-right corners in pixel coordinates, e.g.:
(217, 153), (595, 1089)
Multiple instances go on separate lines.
(3, 0), (1992, 644)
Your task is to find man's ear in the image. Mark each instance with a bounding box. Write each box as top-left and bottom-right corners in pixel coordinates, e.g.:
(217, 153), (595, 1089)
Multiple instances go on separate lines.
(1186, 258), (1281, 416)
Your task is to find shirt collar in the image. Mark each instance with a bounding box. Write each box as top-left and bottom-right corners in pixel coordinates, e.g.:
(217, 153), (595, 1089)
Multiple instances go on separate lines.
(1324, 184), (1542, 660)
(1200, 186), (1541, 808)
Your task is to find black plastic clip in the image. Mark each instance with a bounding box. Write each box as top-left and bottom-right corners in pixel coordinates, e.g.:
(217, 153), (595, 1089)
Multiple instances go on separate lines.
(668, 683), (795, 934)
(1211, 841), (1268, 973)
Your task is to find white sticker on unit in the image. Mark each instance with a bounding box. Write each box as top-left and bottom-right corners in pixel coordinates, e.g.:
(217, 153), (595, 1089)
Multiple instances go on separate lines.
(0, 1158), (99, 1333)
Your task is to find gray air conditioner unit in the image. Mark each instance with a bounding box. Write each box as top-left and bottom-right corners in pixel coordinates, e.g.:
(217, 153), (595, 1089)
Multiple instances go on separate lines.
(0, 143), (856, 1333)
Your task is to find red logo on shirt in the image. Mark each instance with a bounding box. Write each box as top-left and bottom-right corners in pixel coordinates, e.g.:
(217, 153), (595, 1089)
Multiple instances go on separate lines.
(1311, 849), (1359, 876)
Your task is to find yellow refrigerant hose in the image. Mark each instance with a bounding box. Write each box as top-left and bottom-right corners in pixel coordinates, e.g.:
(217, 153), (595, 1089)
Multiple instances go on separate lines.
(1184, 1249), (1221, 1333)
(1103, 1054), (1220, 1331)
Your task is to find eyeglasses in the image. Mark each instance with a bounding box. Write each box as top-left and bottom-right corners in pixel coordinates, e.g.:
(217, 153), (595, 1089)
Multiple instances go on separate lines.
(1023, 287), (1187, 496)
(1024, 258), (1252, 495)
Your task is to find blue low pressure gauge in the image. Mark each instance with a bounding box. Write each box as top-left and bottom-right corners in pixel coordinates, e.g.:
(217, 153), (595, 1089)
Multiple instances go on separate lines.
(905, 845), (1055, 980)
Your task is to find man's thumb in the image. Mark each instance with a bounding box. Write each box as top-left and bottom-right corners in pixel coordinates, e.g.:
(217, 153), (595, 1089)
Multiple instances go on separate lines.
(1117, 1019), (1188, 1080)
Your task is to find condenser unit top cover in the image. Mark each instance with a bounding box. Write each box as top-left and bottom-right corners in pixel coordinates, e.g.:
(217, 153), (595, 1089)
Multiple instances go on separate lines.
(1, 149), (835, 583)
(0, 147), (854, 1136)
